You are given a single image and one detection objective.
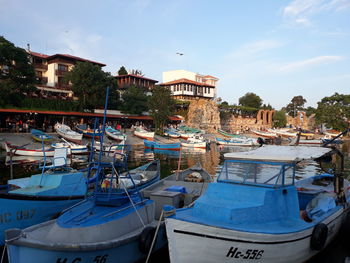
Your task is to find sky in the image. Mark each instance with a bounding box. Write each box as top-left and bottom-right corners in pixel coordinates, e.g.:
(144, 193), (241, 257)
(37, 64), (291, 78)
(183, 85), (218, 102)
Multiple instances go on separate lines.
(1, 0), (349, 109)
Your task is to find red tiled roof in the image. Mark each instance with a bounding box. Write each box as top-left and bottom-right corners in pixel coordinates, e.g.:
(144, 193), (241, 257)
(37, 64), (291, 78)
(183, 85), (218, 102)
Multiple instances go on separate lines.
(29, 51), (49, 59)
(47, 54), (106, 67)
(203, 75), (218, 80)
(160, 78), (215, 87)
(0, 109), (181, 121)
(115, 74), (158, 83)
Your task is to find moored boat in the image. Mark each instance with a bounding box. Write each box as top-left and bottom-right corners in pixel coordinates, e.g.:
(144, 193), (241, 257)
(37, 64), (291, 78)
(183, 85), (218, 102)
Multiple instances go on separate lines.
(215, 137), (258, 146)
(105, 126), (127, 141)
(181, 135), (208, 149)
(164, 128), (181, 138)
(165, 145), (350, 263)
(251, 129), (277, 138)
(76, 124), (103, 138)
(134, 126), (155, 140)
(30, 129), (53, 142)
(4, 142), (55, 157)
(217, 129), (242, 138)
(54, 123), (83, 144)
(51, 141), (89, 155)
(144, 139), (181, 151)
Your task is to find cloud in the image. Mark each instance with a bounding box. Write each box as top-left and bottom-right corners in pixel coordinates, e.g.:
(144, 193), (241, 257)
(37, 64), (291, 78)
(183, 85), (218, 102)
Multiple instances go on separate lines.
(228, 40), (284, 58)
(279, 55), (344, 72)
(282, 0), (350, 27)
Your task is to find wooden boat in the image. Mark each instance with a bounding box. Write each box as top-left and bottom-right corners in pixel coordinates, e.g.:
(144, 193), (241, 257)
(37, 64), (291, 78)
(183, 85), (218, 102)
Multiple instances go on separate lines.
(144, 139), (181, 151)
(165, 145), (350, 263)
(134, 126), (155, 140)
(324, 130), (342, 138)
(215, 137), (258, 146)
(76, 124), (103, 138)
(105, 126), (126, 141)
(272, 129), (297, 138)
(181, 135), (208, 149)
(164, 128), (181, 138)
(51, 141), (89, 155)
(4, 142), (55, 157)
(217, 129), (241, 138)
(93, 140), (126, 154)
(30, 129), (53, 142)
(54, 123), (83, 144)
(252, 130), (277, 138)
(0, 147), (87, 246)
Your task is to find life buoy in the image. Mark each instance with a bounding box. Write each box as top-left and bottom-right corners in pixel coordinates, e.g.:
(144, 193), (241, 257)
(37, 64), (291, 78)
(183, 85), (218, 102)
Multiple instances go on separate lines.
(139, 226), (156, 254)
(310, 223), (328, 250)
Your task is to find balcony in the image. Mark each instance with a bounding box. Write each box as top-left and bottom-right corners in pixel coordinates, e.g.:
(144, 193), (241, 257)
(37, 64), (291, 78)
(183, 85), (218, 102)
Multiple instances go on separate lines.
(55, 69), (68, 76)
(36, 77), (48, 85)
(33, 63), (48, 70)
(54, 83), (71, 90)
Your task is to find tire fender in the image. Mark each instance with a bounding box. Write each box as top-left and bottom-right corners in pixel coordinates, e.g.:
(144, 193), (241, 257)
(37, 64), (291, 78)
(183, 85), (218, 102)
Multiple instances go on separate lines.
(310, 223), (328, 250)
(139, 226), (156, 254)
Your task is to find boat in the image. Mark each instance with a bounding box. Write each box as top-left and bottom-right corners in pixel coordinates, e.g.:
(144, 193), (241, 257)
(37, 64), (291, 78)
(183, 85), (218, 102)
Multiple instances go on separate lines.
(51, 140), (89, 155)
(30, 129), (53, 142)
(178, 126), (202, 134)
(215, 137), (258, 146)
(144, 139), (181, 151)
(4, 142), (55, 157)
(272, 129), (297, 138)
(76, 124), (103, 138)
(105, 126), (127, 141)
(93, 140), (126, 154)
(217, 129), (242, 138)
(178, 131), (196, 139)
(134, 126), (155, 140)
(251, 129), (277, 138)
(0, 147), (88, 246)
(54, 123), (83, 144)
(164, 128), (181, 138)
(324, 130), (342, 138)
(296, 129), (315, 139)
(165, 145), (350, 263)
(181, 135), (208, 149)
(144, 148), (180, 157)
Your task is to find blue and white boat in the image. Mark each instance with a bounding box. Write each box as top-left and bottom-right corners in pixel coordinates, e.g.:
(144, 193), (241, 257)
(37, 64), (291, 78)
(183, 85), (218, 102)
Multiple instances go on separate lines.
(105, 126), (127, 142)
(30, 129), (53, 142)
(164, 128), (181, 138)
(165, 145), (350, 263)
(0, 147), (87, 246)
(144, 139), (181, 151)
(216, 136), (258, 146)
(76, 124), (103, 138)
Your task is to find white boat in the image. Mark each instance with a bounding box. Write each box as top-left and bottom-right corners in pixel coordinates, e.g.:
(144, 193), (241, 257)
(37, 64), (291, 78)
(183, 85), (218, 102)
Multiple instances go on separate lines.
(252, 130), (277, 138)
(134, 126), (155, 140)
(105, 126), (127, 141)
(272, 129), (297, 138)
(93, 140), (126, 154)
(54, 123), (83, 144)
(165, 145), (350, 263)
(181, 135), (207, 149)
(51, 141), (89, 155)
(216, 137), (258, 146)
(3, 142), (54, 157)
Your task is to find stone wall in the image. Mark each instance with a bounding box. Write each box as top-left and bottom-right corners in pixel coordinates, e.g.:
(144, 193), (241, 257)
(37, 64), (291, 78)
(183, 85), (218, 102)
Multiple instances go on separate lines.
(286, 112), (315, 130)
(186, 99), (221, 133)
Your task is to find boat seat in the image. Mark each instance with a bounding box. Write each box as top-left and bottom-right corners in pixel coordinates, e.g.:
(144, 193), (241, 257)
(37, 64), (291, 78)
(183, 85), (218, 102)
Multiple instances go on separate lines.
(40, 147), (68, 170)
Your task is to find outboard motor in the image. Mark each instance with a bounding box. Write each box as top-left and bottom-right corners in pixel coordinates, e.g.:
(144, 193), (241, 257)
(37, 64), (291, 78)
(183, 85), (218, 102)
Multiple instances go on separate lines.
(257, 137), (265, 147)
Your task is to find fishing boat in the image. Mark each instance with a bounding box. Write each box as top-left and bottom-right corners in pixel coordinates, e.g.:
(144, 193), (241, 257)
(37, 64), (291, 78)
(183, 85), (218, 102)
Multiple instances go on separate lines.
(178, 131), (196, 139)
(181, 135), (208, 149)
(164, 128), (181, 138)
(272, 129), (297, 138)
(165, 145), (350, 263)
(105, 126), (127, 141)
(144, 140), (181, 151)
(215, 137), (258, 146)
(251, 129), (277, 138)
(324, 130), (341, 138)
(217, 129), (242, 138)
(93, 140), (126, 154)
(51, 140), (89, 155)
(76, 124), (103, 138)
(144, 148), (180, 157)
(54, 123), (83, 144)
(178, 126), (202, 134)
(30, 129), (53, 142)
(134, 126), (155, 140)
(0, 147), (88, 246)
(4, 142), (55, 157)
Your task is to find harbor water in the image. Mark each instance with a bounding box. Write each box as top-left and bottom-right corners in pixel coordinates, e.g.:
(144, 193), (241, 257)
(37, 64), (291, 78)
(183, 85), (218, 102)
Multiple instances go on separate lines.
(0, 141), (350, 263)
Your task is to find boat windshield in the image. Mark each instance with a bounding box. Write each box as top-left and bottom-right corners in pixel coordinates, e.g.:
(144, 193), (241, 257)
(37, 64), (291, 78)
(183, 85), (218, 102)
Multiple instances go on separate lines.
(218, 160), (295, 188)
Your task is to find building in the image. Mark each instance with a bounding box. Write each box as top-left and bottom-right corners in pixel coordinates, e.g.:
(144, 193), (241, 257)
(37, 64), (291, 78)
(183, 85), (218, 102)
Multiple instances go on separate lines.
(29, 51), (106, 100)
(115, 74), (158, 96)
(161, 70), (218, 101)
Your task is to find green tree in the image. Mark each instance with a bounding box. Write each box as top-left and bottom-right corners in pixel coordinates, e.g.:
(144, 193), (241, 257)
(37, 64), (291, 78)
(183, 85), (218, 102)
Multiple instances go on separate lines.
(118, 66), (128, 76)
(315, 93), (350, 131)
(121, 85), (149, 115)
(0, 36), (36, 107)
(65, 62), (117, 111)
(273, 110), (287, 128)
(285, 95), (307, 117)
(148, 86), (176, 133)
(238, 92), (262, 109)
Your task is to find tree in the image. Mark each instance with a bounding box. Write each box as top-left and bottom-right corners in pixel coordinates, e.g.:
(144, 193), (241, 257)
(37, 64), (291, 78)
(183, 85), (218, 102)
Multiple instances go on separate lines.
(273, 110), (287, 128)
(315, 93), (350, 131)
(148, 86), (176, 133)
(238, 92), (262, 109)
(120, 85), (149, 115)
(0, 36), (36, 107)
(65, 62), (117, 111)
(285, 95), (307, 117)
(118, 66), (128, 76)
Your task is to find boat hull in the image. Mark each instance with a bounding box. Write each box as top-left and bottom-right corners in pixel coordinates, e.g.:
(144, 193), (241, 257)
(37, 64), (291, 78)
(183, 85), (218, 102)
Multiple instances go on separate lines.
(134, 130), (154, 140)
(166, 208), (348, 263)
(144, 140), (180, 151)
(0, 196), (83, 246)
(4, 142), (54, 157)
(180, 141), (207, 148)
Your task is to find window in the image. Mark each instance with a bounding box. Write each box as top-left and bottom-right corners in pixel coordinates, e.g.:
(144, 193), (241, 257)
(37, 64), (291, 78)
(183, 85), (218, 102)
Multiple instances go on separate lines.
(58, 64), (68, 71)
